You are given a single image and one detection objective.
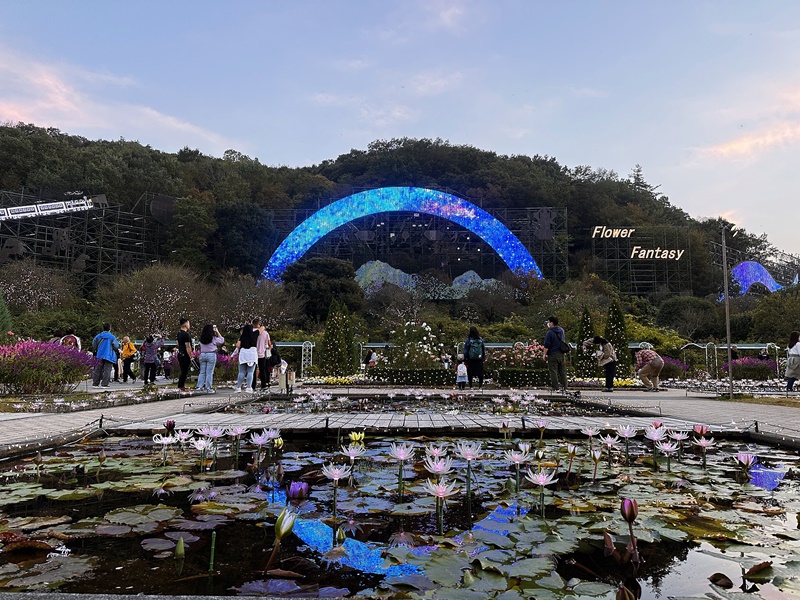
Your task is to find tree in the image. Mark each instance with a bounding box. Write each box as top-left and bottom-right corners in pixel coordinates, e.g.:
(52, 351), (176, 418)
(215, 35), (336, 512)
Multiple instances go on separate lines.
(750, 287), (800, 343)
(211, 202), (278, 276)
(575, 307), (597, 377)
(604, 300), (631, 375)
(96, 264), (205, 336)
(656, 296), (720, 340)
(167, 189), (218, 272)
(212, 271), (305, 332)
(0, 292), (12, 335)
(320, 300), (358, 375)
(282, 258), (364, 323)
(0, 258), (80, 313)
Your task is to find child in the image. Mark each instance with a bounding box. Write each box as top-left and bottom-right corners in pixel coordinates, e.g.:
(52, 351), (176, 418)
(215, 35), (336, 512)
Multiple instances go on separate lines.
(456, 359), (468, 390)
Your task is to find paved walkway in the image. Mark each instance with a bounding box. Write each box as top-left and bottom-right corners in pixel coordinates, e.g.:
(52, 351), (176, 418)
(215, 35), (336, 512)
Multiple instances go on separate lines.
(1, 384), (799, 459)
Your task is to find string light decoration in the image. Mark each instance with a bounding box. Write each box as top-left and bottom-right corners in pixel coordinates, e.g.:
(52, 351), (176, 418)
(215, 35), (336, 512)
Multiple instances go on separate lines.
(262, 187), (544, 281)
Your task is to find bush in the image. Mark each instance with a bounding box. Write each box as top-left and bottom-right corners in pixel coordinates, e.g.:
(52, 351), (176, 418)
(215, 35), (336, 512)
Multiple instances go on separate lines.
(660, 356), (689, 380)
(484, 341), (546, 370)
(369, 368), (454, 386)
(722, 357), (777, 380)
(169, 352), (240, 383)
(0, 342), (95, 394)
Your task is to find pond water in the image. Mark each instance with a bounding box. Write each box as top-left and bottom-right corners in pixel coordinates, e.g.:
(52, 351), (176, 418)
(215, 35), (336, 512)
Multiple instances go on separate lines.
(1, 425), (799, 598)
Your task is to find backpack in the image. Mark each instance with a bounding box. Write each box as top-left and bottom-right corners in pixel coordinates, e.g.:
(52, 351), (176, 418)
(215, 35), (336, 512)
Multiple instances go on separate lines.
(467, 337), (483, 360)
(559, 339), (571, 353)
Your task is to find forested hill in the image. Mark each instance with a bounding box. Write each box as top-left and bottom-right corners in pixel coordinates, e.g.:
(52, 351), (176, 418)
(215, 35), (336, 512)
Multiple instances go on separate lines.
(0, 123), (770, 275)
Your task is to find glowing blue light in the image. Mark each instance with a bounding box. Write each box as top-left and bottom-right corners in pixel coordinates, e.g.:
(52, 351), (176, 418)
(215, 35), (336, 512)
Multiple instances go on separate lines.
(263, 187), (544, 280)
(748, 464), (786, 491)
(292, 518), (419, 576)
(731, 261), (783, 295)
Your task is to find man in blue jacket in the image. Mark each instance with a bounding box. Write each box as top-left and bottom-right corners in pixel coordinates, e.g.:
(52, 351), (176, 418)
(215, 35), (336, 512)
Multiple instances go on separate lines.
(92, 323), (120, 388)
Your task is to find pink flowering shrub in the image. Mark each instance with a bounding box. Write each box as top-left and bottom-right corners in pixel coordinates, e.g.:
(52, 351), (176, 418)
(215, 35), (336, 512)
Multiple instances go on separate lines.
(722, 357), (777, 380)
(0, 342), (96, 394)
(485, 341), (547, 369)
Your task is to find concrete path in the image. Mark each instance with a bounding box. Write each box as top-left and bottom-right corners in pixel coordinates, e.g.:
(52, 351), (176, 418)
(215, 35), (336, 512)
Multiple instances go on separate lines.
(1, 384), (799, 459)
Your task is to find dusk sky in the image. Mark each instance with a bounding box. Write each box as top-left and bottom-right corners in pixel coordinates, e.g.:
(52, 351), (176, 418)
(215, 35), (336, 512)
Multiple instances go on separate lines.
(2, 1), (799, 255)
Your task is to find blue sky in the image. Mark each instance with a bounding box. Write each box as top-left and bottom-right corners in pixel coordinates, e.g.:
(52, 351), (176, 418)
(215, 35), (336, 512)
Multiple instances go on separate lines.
(2, 1), (799, 255)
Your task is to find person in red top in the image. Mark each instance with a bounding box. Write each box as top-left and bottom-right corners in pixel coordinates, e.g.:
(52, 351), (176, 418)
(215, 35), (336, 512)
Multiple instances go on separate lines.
(635, 343), (664, 391)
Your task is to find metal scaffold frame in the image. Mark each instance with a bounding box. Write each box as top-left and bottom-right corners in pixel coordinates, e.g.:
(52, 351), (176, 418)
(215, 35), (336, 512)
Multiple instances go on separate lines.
(0, 189), (161, 291)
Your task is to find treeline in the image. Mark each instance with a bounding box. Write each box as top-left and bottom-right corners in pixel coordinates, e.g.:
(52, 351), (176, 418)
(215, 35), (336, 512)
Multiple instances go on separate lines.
(0, 123), (773, 293)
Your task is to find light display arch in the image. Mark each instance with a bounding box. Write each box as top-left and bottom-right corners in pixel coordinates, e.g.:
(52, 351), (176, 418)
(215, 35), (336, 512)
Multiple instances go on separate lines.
(262, 187), (544, 281)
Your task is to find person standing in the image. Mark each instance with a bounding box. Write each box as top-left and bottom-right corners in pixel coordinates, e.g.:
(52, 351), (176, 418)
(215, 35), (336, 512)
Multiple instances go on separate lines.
(91, 323), (119, 388)
(463, 326), (486, 389)
(120, 336), (138, 383)
(456, 359), (468, 390)
(635, 343), (664, 391)
(786, 331), (800, 391)
(196, 324), (224, 392)
(232, 323), (258, 393)
(583, 335), (618, 392)
(176, 318), (193, 392)
(253, 318), (273, 390)
(140, 334), (163, 385)
(544, 316), (568, 392)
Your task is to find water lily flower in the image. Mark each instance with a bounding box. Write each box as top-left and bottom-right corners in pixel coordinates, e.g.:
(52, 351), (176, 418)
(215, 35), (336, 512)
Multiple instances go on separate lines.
(525, 467), (558, 487)
(616, 425), (637, 439)
(599, 434), (620, 450)
(693, 424), (710, 437)
(422, 478), (459, 499)
(227, 426), (248, 438)
(518, 442), (532, 453)
(424, 443), (448, 459)
(274, 507), (297, 542)
(656, 440), (679, 471)
(736, 452), (757, 472)
(191, 438), (214, 453)
(644, 425), (667, 442)
(249, 430), (270, 447)
(164, 419), (176, 434)
(340, 443), (366, 463)
(590, 448), (603, 483)
(266, 428), (281, 440)
(174, 430), (193, 444)
(581, 426), (600, 451)
(692, 436), (715, 468)
(322, 463), (352, 484)
(389, 442), (415, 461)
(620, 497), (638, 523)
(456, 440), (482, 462)
(504, 448), (529, 465)
(423, 455), (454, 479)
(152, 433), (175, 446)
(287, 481), (309, 500)
(348, 431), (365, 445)
(651, 420), (663, 429)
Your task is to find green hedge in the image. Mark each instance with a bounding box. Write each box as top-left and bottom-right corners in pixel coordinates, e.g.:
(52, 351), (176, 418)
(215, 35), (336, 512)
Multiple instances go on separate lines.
(369, 368), (454, 386)
(491, 368), (550, 388)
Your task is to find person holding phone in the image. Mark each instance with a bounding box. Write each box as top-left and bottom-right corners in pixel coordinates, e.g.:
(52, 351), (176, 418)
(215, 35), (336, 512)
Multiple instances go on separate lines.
(196, 324), (224, 392)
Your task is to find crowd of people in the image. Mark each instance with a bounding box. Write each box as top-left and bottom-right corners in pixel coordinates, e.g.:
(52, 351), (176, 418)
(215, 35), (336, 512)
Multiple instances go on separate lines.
(74, 317), (280, 393)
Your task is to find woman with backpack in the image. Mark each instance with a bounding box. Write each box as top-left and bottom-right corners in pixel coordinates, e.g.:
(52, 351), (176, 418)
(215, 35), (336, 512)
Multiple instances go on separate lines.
(464, 326), (486, 389)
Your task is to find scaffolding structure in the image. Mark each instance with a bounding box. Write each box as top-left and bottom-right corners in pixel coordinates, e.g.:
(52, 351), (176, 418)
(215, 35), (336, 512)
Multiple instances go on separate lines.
(590, 226), (694, 295)
(0, 189), (160, 291)
(267, 206), (569, 282)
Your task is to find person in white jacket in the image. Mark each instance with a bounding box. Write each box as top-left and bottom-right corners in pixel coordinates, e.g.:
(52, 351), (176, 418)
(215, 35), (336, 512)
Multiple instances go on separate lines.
(786, 331), (800, 391)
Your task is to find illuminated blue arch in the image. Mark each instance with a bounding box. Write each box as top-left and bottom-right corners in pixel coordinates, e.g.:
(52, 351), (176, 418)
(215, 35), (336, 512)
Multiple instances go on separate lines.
(263, 187), (544, 281)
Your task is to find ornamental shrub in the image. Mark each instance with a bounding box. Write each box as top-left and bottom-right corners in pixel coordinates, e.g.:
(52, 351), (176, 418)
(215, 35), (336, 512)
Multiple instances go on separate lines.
(722, 357), (777, 380)
(493, 368), (550, 388)
(385, 321), (444, 370)
(484, 341), (546, 370)
(0, 341), (96, 394)
(575, 306), (598, 378)
(660, 356), (689, 380)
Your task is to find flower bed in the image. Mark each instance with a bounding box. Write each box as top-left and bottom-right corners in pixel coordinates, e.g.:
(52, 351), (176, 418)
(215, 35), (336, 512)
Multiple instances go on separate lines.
(660, 356), (688, 380)
(0, 341), (96, 394)
(722, 357), (777, 380)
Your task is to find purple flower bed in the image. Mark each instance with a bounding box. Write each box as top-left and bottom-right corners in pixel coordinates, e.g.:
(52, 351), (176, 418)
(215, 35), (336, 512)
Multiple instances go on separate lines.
(722, 357), (777, 380)
(661, 356), (688, 379)
(0, 342), (96, 394)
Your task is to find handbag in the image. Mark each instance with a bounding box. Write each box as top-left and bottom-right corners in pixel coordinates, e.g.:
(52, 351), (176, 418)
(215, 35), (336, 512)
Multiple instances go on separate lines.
(268, 347), (281, 367)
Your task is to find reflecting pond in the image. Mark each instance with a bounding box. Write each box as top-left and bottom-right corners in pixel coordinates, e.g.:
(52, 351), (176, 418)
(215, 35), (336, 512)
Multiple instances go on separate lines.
(1, 423), (799, 598)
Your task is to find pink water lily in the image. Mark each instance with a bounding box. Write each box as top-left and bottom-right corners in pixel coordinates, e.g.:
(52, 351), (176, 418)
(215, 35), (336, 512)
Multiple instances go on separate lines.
(693, 424), (710, 437)
(423, 455), (454, 478)
(389, 442), (415, 461)
(456, 441), (482, 461)
(525, 467), (558, 487)
(504, 449), (529, 465)
(321, 463), (352, 483)
(424, 443), (448, 459)
(422, 478), (459, 499)
(616, 425), (637, 439)
(644, 425), (667, 442)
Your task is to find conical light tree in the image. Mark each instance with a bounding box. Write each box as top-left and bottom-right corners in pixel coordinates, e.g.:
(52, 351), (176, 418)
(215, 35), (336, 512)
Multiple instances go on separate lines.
(603, 299), (631, 375)
(321, 300), (358, 376)
(575, 306), (597, 378)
